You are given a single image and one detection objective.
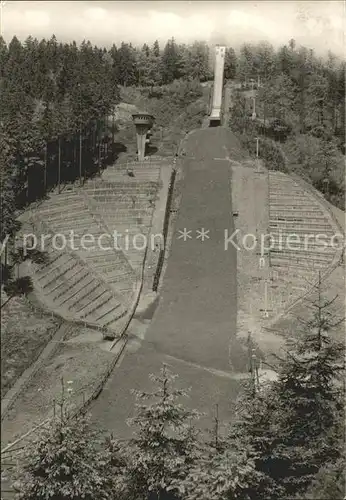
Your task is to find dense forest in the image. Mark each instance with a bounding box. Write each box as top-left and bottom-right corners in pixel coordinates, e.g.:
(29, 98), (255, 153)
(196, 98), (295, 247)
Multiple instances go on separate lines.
(228, 40), (345, 210)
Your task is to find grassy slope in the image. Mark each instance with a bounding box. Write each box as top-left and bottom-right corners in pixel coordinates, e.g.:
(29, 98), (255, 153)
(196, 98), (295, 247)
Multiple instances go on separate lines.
(1, 293), (60, 397)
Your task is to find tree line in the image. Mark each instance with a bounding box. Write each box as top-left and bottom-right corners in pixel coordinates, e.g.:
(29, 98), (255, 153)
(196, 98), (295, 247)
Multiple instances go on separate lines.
(12, 284), (345, 499)
(0, 35), (217, 241)
(228, 40), (345, 209)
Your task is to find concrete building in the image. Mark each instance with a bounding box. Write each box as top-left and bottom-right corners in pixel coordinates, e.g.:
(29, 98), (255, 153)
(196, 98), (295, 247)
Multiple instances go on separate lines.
(209, 45), (226, 126)
(132, 112), (155, 161)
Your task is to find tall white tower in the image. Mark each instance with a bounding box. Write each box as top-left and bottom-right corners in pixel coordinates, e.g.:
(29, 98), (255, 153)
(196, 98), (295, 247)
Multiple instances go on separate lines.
(209, 45), (226, 126)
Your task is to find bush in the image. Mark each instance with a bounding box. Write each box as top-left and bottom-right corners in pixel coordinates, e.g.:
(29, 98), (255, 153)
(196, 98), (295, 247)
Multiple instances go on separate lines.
(165, 79), (203, 107)
(238, 133), (287, 172)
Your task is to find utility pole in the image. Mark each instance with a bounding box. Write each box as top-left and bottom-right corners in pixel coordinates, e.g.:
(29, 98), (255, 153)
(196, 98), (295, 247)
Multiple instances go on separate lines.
(255, 137), (261, 172)
(259, 279), (273, 318)
(78, 82), (82, 186)
(58, 136), (61, 194)
(263, 279), (268, 317)
(112, 109), (115, 145)
(98, 119), (101, 175)
(252, 96), (256, 120)
(247, 334), (258, 396)
(79, 125), (82, 186)
(104, 113), (108, 161)
(44, 142), (47, 193)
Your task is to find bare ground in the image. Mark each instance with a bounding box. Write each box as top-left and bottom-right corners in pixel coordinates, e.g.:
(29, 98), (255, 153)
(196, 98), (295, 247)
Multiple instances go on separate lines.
(1, 330), (117, 447)
(1, 294), (60, 398)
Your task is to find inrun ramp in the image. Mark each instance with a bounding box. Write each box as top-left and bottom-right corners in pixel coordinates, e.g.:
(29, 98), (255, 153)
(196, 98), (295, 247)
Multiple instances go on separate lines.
(91, 128), (247, 435)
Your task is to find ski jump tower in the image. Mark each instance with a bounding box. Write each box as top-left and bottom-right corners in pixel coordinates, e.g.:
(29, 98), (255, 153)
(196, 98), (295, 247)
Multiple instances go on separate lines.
(209, 45), (226, 126)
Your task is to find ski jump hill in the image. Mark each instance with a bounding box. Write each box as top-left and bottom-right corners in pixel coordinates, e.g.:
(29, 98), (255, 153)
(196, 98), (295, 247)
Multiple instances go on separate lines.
(91, 127), (248, 434)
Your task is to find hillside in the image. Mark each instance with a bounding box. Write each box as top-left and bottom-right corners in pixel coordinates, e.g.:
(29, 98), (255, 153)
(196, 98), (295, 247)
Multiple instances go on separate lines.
(114, 81), (211, 160)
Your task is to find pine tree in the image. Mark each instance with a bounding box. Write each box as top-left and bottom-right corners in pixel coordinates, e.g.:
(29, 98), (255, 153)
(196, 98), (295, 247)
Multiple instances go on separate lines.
(0, 35), (8, 77)
(225, 378), (283, 500)
(276, 44), (294, 76)
(136, 45), (151, 86)
(117, 42), (137, 86)
(223, 278), (345, 500)
(0, 127), (20, 241)
(261, 279), (344, 497)
(162, 38), (183, 84)
(237, 43), (256, 83)
(120, 364), (201, 500)
(254, 42), (275, 82)
(1, 35), (121, 232)
(1, 239), (48, 309)
(13, 405), (115, 500)
(180, 440), (260, 500)
(258, 73), (296, 128)
(304, 72), (331, 137)
(153, 40), (160, 57)
(224, 47), (237, 80)
(181, 41), (210, 81)
(180, 399), (265, 500)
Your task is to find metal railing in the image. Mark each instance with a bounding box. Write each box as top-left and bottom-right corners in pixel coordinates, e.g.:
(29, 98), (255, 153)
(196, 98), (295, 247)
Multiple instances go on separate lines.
(152, 168), (176, 292)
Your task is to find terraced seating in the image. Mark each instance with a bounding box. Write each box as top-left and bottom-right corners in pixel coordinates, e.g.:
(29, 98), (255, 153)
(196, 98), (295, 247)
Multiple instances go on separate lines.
(26, 190), (138, 331)
(23, 157), (168, 331)
(82, 165), (164, 271)
(268, 171), (340, 306)
(27, 230), (128, 331)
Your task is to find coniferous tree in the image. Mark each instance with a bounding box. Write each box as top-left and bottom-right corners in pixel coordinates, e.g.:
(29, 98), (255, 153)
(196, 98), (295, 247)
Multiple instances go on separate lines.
(237, 43), (256, 83)
(224, 47), (237, 80)
(13, 405), (116, 500)
(181, 41), (210, 81)
(162, 38), (183, 84)
(118, 364), (201, 500)
(180, 395), (266, 500)
(254, 42), (276, 82)
(153, 39), (160, 57)
(240, 281), (345, 499)
(117, 42), (137, 86)
(1, 238), (48, 309)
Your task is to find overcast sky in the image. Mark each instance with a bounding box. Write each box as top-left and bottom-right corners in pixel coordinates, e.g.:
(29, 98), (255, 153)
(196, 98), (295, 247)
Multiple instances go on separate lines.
(1, 1), (344, 56)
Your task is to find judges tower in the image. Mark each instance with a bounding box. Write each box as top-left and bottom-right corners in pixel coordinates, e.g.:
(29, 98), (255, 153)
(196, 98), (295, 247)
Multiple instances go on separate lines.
(132, 112), (155, 161)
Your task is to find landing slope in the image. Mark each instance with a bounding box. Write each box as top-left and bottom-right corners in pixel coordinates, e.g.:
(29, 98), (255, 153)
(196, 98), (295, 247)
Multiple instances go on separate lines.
(91, 128), (246, 434)
(148, 128), (240, 370)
